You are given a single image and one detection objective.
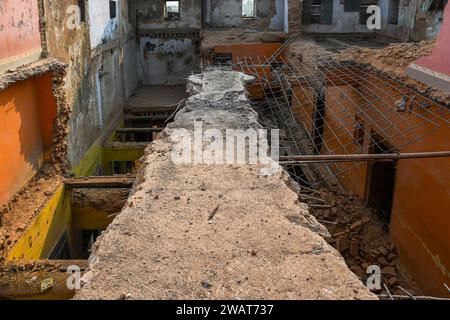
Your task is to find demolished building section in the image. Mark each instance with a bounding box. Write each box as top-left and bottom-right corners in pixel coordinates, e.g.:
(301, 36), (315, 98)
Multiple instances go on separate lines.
(0, 0), (449, 300)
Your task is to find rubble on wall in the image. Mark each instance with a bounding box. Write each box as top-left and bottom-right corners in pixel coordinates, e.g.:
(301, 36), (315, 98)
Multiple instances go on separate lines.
(335, 41), (450, 105)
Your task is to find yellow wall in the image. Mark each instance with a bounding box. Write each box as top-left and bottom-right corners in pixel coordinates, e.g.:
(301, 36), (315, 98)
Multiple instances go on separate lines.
(7, 185), (72, 261)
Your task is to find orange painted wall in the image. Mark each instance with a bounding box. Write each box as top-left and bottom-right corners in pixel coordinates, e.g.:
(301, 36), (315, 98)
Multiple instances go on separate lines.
(214, 43), (283, 64)
(323, 85), (369, 197)
(316, 73), (450, 296)
(291, 84), (316, 135)
(0, 75), (58, 207)
(0, 0), (42, 62)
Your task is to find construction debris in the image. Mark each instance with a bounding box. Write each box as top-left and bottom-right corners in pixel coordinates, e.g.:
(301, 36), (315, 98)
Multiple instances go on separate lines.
(335, 41), (450, 105)
(74, 70), (376, 300)
(304, 187), (420, 297)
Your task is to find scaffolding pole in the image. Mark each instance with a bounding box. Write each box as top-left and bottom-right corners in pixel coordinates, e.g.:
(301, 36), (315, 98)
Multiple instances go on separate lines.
(280, 151), (450, 164)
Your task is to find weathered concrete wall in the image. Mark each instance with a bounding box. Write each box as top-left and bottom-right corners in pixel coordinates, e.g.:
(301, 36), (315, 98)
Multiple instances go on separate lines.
(132, 1), (201, 85)
(123, 40), (139, 99)
(138, 37), (198, 85)
(133, 0), (202, 29)
(302, 0), (373, 33)
(88, 0), (121, 48)
(377, 0), (445, 41)
(43, 0), (138, 170)
(412, 0), (446, 40)
(0, 0), (42, 74)
(378, 0), (415, 40)
(407, 4), (450, 92)
(301, 0), (445, 39)
(208, 0), (284, 30)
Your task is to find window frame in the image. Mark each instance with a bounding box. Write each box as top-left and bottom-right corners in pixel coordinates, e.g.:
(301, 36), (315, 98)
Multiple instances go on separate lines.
(242, 0), (256, 18)
(164, 0), (181, 21)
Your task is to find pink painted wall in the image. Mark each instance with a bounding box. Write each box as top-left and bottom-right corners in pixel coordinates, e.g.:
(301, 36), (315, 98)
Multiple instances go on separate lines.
(415, 5), (450, 76)
(0, 0), (42, 61)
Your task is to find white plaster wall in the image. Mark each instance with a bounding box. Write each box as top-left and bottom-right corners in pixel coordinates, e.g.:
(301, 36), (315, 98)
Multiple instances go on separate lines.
(377, 0), (413, 40)
(88, 0), (120, 48)
(377, 0), (445, 41)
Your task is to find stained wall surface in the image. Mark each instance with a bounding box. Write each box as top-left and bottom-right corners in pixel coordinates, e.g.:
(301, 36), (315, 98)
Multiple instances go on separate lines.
(0, 0), (42, 74)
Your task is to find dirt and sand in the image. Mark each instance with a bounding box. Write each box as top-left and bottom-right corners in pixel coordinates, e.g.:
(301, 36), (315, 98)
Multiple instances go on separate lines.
(335, 41), (450, 105)
(74, 70), (376, 300)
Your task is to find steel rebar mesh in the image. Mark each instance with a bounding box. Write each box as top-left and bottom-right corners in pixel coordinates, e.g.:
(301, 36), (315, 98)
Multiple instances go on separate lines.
(231, 52), (450, 189)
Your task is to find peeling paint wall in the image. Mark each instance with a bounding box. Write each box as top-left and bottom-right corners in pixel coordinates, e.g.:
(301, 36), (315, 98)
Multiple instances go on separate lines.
(0, 0), (42, 74)
(133, 0), (202, 29)
(410, 0), (446, 41)
(301, 0), (446, 41)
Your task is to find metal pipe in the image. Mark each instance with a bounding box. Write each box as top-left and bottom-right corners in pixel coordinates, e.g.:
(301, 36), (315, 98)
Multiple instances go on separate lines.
(279, 151), (450, 164)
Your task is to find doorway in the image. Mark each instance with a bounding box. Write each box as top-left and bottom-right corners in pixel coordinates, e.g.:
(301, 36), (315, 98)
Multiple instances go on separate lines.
(367, 135), (396, 221)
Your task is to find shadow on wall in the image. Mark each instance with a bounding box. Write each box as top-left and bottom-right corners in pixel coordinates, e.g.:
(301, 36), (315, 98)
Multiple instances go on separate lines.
(0, 74), (58, 207)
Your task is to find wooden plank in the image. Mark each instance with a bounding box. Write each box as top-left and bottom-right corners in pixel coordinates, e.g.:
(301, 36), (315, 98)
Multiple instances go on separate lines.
(125, 106), (177, 114)
(116, 127), (164, 133)
(63, 175), (136, 189)
(0, 260), (88, 300)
